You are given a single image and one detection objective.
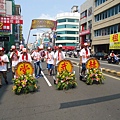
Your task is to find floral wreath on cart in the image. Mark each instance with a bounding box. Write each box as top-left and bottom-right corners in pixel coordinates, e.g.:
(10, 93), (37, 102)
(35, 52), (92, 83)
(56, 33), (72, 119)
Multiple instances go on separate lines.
(12, 61), (39, 95)
(85, 57), (105, 85)
(55, 59), (77, 90)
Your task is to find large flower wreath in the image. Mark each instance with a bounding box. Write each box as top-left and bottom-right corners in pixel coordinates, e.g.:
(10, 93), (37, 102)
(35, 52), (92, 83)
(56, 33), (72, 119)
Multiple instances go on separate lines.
(12, 73), (38, 95)
(56, 70), (77, 90)
(86, 68), (105, 85)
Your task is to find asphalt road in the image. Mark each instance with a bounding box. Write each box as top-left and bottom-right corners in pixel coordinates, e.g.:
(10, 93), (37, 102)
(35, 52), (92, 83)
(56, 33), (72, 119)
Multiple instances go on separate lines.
(0, 62), (120, 120)
(68, 57), (120, 73)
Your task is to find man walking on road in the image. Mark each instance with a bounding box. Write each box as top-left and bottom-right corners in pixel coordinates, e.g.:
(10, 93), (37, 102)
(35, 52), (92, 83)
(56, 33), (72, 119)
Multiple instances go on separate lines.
(0, 47), (9, 87)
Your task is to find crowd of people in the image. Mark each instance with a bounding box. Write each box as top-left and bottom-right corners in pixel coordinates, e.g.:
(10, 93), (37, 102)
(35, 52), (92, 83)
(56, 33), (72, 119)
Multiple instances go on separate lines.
(0, 44), (66, 87)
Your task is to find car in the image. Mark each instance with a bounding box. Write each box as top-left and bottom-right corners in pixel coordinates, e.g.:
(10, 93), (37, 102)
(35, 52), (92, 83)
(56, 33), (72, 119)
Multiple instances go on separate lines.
(93, 52), (108, 60)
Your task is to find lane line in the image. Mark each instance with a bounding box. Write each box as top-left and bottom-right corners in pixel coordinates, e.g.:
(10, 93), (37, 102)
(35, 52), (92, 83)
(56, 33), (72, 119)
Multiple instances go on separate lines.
(73, 64), (120, 80)
(41, 71), (52, 87)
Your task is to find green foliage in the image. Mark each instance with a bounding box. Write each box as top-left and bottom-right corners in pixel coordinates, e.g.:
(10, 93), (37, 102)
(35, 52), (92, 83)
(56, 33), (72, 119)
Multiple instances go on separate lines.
(56, 70), (77, 90)
(12, 73), (38, 95)
(86, 68), (105, 85)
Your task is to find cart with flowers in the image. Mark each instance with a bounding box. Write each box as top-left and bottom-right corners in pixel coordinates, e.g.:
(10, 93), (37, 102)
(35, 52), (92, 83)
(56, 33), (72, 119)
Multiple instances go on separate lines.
(54, 59), (77, 90)
(12, 62), (38, 94)
(79, 57), (105, 85)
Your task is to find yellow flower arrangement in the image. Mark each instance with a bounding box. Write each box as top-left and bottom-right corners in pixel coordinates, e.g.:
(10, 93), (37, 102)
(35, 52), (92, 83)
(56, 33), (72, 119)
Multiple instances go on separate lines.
(56, 70), (77, 90)
(12, 73), (38, 95)
(86, 68), (105, 85)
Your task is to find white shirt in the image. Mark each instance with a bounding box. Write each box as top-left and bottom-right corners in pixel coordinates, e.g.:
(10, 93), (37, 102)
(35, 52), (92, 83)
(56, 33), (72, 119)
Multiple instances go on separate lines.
(45, 51), (54, 64)
(10, 51), (20, 67)
(0, 54), (9, 71)
(54, 51), (65, 65)
(19, 53), (32, 62)
(31, 51), (40, 63)
(80, 48), (90, 63)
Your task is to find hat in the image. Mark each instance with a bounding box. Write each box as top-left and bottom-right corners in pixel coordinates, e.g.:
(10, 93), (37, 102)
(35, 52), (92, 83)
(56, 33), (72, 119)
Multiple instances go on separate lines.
(47, 47), (51, 50)
(0, 47), (4, 51)
(58, 44), (62, 48)
(11, 45), (16, 49)
(84, 43), (88, 46)
(22, 48), (27, 52)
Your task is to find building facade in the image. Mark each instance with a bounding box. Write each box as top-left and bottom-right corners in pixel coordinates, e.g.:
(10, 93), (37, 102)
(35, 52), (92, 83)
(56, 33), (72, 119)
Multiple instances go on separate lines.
(80, 0), (93, 49)
(92, 0), (120, 53)
(55, 12), (79, 50)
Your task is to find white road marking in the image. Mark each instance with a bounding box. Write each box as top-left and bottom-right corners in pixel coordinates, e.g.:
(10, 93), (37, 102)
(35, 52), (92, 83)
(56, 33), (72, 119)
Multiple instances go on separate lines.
(73, 64), (120, 80)
(41, 71), (52, 87)
(103, 73), (120, 80)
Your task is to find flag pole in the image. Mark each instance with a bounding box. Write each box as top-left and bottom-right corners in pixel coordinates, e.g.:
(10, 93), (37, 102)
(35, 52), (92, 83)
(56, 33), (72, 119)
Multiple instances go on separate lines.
(26, 29), (31, 48)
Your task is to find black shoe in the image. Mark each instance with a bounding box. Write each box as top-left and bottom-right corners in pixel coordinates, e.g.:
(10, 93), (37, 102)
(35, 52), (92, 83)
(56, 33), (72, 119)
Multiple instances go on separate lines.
(5, 80), (8, 85)
(54, 80), (56, 84)
(0, 84), (2, 88)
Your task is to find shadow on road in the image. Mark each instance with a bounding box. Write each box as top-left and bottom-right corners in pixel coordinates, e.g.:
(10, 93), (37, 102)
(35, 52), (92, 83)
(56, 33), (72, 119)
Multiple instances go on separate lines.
(60, 93), (120, 109)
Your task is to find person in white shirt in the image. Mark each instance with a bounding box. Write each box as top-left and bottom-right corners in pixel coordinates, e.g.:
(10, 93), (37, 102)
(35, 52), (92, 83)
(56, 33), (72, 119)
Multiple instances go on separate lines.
(10, 45), (20, 78)
(54, 44), (65, 66)
(45, 47), (54, 76)
(0, 47), (9, 87)
(31, 48), (42, 78)
(19, 48), (32, 63)
(80, 43), (90, 75)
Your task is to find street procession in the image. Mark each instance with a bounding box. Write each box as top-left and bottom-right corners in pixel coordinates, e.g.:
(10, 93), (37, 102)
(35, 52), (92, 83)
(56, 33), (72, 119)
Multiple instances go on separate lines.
(0, 42), (105, 94)
(0, 0), (120, 120)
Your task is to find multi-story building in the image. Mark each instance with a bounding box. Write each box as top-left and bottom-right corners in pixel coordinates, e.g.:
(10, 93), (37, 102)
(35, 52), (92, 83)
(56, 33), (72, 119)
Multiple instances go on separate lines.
(80, 0), (93, 49)
(92, 0), (120, 53)
(55, 11), (79, 50)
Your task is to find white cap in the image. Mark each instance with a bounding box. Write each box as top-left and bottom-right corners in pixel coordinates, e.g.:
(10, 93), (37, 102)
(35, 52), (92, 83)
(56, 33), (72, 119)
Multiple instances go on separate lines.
(11, 45), (16, 49)
(84, 43), (88, 46)
(47, 47), (51, 50)
(22, 48), (27, 52)
(58, 44), (62, 48)
(0, 47), (4, 51)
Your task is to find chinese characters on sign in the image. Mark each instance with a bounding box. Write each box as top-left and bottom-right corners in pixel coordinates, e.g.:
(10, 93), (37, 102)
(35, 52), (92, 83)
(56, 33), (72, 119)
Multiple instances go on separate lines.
(0, 17), (11, 32)
(16, 62), (34, 76)
(31, 19), (57, 29)
(6, 15), (23, 24)
(0, 0), (6, 14)
(57, 60), (73, 73)
(109, 33), (120, 49)
(86, 58), (100, 69)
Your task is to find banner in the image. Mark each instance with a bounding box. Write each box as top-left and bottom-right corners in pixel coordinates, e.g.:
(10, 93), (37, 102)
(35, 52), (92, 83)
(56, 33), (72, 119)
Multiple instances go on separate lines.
(31, 19), (57, 29)
(6, 15), (23, 24)
(109, 33), (120, 49)
(0, 17), (11, 32)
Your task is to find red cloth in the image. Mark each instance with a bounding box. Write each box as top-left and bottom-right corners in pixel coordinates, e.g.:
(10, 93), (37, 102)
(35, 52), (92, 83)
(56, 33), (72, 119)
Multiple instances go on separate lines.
(22, 54), (28, 60)
(85, 48), (88, 58)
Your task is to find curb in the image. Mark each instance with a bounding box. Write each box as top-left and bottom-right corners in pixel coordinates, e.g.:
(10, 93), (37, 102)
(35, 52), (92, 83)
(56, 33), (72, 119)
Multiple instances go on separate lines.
(72, 61), (120, 78)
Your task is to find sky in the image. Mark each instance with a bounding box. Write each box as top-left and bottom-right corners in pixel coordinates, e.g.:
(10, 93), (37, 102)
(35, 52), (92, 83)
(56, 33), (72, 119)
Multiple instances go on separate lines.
(15, 0), (85, 44)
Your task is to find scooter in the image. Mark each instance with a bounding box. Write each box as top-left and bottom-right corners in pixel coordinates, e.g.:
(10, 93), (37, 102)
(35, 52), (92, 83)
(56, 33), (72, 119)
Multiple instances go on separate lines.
(107, 56), (119, 65)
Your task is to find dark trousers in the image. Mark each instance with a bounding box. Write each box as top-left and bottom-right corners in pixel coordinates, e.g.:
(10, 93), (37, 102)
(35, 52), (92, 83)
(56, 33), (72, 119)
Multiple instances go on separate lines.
(34, 61), (42, 77)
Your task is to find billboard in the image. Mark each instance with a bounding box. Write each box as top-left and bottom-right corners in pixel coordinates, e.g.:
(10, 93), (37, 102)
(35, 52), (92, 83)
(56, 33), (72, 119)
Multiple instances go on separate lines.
(0, 17), (11, 32)
(31, 19), (57, 29)
(109, 33), (120, 49)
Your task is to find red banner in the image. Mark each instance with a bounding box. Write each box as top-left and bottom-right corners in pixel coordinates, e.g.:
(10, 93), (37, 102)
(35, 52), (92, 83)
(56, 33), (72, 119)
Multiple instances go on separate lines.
(0, 17), (11, 32)
(6, 15), (23, 24)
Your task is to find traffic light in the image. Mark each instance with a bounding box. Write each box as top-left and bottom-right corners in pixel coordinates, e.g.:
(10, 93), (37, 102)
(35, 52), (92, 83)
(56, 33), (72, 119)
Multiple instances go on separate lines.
(0, 36), (9, 41)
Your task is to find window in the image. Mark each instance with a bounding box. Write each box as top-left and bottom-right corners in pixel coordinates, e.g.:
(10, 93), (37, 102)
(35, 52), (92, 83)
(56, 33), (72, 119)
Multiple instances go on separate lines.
(57, 25), (66, 29)
(88, 7), (92, 16)
(115, 5), (119, 15)
(94, 24), (119, 37)
(57, 19), (66, 23)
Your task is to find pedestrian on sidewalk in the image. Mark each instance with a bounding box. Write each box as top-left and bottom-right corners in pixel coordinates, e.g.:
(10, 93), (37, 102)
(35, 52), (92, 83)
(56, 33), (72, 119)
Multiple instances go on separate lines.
(0, 47), (9, 87)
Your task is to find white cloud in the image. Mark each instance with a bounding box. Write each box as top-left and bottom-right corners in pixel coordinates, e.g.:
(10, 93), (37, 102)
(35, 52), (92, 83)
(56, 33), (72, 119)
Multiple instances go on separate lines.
(38, 14), (55, 20)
